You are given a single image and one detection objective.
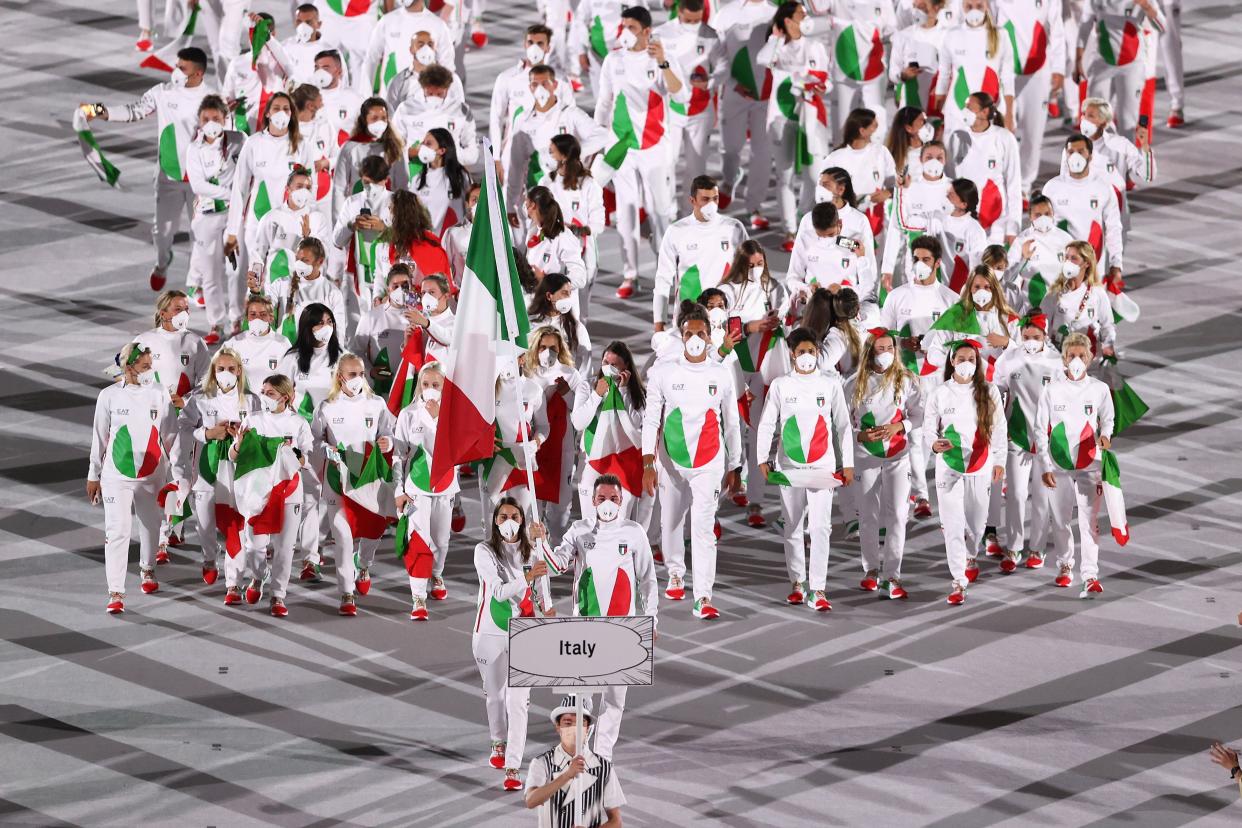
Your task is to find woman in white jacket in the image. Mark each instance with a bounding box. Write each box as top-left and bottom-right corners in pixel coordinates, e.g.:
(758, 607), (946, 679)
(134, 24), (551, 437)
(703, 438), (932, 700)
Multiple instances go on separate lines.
(757, 327), (855, 612)
(524, 327), (589, 541)
(524, 186), (588, 314)
(921, 339), (1006, 605)
(87, 342), (177, 614)
(1040, 240), (1116, 361)
(572, 341), (648, 523)
(546, 134), (606, 316)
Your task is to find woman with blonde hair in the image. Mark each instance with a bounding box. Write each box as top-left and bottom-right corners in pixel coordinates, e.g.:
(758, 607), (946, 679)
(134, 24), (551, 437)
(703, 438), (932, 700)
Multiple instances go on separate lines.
(1039, 241), (1116, 360)
(921, 340), (1006, 605)
(923, 264), (1020, 382)
(174, 348), (261, 597)
(310, 353), (396, 615)
(87, 342), (177, 614)
(393, 362), (459, 620)
(933, 0), (1016, 133)
(845, 330), (924, 600)
(229, 374), (313, 617)
(524, 326), (588, 540)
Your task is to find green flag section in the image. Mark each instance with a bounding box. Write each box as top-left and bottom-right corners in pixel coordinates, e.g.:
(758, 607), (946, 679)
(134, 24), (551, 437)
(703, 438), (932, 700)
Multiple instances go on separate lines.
(1007, 403), (1035, 453)
(834, 24), (885, 82)
(733, 326), (784, 375)
(252, 180), (274, 221)
(489, 593), (514, 631)
(386, 328), (427, 415)
(268, 248), (292, 281)
(1027, 272), (1049, 309)
(111, 424), (162, 479)
(588, 16), (610, 59)
(929, 303), (982, 335)
(941, 424), (988, 474)
(198, 437), (232, 486)
(1101, 449), (1129, 545)
(232, 96), (252, 134)
(325, 0), (372, 17)
(1096, 19), (1140, 67)
(72, 108), (121, 187)
(373, 52), (399, 93)
(394, 511), (434, 576)
(296, 391), (315, 422)
(593, 91), (666, 187)
(576, 566), (632, 617)
(525, 151), (546, 188)
(1099, 356), (1148, 434)
(678, 265), (703, 303)
(158, 123), (182, 181)
(663, 407), (720, 469)
(730, 47), (759, 98)
(582, 378), (643, 495)
(952, 66), (1000, 111)
(233, 430), (302, 534)
(279, 314), (298, 345)
(1048, 421), (1098, 471)
(250, 18), (272, 69)
(577, 567), (601, 616)
(405, 444), (453, 494)
(860, 410), (907, 458)
(371, 348), (394, 396)
(327, 442), (396, 540)
(158, 482), (192, 533)
(1003, 19), (1048, 75)
(781, 414), (830, 465)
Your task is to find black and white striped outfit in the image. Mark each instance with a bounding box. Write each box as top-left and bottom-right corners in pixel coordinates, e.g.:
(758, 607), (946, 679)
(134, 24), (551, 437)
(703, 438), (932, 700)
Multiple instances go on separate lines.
(526, 745), (625, 828)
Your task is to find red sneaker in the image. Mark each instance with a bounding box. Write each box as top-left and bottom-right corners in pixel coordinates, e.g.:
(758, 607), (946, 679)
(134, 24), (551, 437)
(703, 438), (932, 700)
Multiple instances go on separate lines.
(985, 533), (1003, 557)
(787, 583), (805, 605)
(107, 594), (125, 614)
(750, 213), (770, 230)
(150, 270), (166, 291)
(470, 22), (487, 47)
(652, 547), (664, 564)
(458, 463), (475, 478)
(140, 569), (159, 594)
(1166, 112), (1184, 128)
(430, 576), (448, 600)
(1025, 553), (1044, 569)
(665, 576), (685, 601)
(731, 492), (748, 507)
(299, 560), (321, 581)
(615, 279), (635, 299)
(155, 546), (170, 564)
(224, 588), (242, 606)
(946, 587), (966, 606)
(135, 35), (153, 52)
(887, 581), (908, 600)
(355, 569), (371, 596)
(204, 329), (221, 346)
(202, 565), (218, 585)
(339, 596), (358, 616)
(269, 598), (288, 618)
(570, 78), (583, 93)
(780, 238), (795, 253)
(244, 579), (262, 604)
(1047, 100), (1061, 118)
(489, 743), (506, 769)
(746, 511), (766, 528)
(451, 504), (466, 533)
(1080, 578), (1103, 599)
(913, 499), (932, 519)
(693, 598), (719, 619)
(810, 591), (831, 612)
(860, 572), (879, 591)
(167, 532), (181, 547)
(1000, 556), (1018, 574)
(502, 770), (522, 790)
(1054, 566), (1073, 588)
(410, 597), (428, 621)
(964, 561), (980, 583)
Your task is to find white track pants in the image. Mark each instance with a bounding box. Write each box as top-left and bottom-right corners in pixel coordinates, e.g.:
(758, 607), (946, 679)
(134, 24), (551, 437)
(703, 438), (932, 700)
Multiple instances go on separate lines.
(102, 475), (163, 594)
(1003, 447), (1052, 554)
(1013, 69), (1053, 194)
(658, 465), (722, 601)
(189, 211), (237, 329)
(611, 145), (673, 281)
(243, 485), (302, 599)
(670, 112), (714, 209)
(856, 453), (912, 581)
(720, 89), (771, 212)
(1160, 1), (1184, 111)
(1047, 466), (1102, 581)
(778, 484), (834, 591)
(936, 465), (990, 588)
(592, 686), (627, 759)
(473, 634), (511, 744)
(408, 494), (451, 600)
(1085, 59), (1146, 135)
(154, 174), (194, 272)
(324, 491), (359, 594)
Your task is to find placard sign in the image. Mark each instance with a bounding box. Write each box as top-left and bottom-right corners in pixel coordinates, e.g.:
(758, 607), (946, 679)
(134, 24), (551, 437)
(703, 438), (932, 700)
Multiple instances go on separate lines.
(507, 616), (654, 688)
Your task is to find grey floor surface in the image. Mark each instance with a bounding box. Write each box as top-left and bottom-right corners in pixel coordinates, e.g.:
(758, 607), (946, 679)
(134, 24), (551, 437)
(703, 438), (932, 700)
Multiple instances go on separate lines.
(1, 0), (1241, 825)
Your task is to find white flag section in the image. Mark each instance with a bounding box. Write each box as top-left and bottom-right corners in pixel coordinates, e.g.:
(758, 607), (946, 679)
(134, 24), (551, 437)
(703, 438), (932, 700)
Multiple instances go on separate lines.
(429, 138), (531, 491)
(508, 616), (655, 688)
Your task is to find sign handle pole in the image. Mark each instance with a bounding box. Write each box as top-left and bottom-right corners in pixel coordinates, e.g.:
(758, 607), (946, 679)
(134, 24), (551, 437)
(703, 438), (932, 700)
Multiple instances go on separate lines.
(518, 401), (547, 607)
(573, 694), (584, 827)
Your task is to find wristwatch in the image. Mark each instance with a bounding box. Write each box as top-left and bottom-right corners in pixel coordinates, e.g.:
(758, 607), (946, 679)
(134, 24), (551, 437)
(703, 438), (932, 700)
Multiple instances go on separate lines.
(658, 61), (670, 70)
(1231, 765), (1240, 779)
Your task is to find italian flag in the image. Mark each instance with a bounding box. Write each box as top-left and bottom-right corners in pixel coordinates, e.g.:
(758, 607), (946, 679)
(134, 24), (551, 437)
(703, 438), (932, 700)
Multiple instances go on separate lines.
(663, 406), (720, 469)
(250, 18), (272, 69)
(232, 96), (252, 135)
(1096, 19), (1140, 67)
(860, 410), (906, 458)
(327, 441), (396, 539)
(111, 425), (162, 478)
(1099, 356), (1148, 435)
(373, 53), (399, 94)
(588, 16), (617, 60)
(781, 413), (830, 465)
(268, 248), (293, 281)
(775, 74), (829, 174)
(386, 327), (429, 415)
(394, 509), (434, 577)
(767, 468), (844, 489)
(403, 444), (452, 494)
(923, 304), (982, 375)
(977, 179), (1003, 233)
(593, 91), (666, 187)
(834, 24), (884, 82)
(729, 37), (773, 101)
(1101, 449), (1129, 545)
(941, 424), (989, 474)
(233, 431), (302, 535)
(139, 5), (199, 72)
(73, 107), (121, 188)
(1055, 218), (1103, 261)
(158, 481), (193, 534)
(325, 0), (371, 17)
(576, 566), (632, 616)
(1027, 270), (1049, 309)
(734, 325), (787, 378)
(428, 139), (531, 492)
(582, 378), (643, 496)
(1003, 19), (1048, 75)
(952, 66), (1000, 111)
(252, 180), (275, 221)
(1048, 421), (1098, 471)
(533, 389), (571, 503)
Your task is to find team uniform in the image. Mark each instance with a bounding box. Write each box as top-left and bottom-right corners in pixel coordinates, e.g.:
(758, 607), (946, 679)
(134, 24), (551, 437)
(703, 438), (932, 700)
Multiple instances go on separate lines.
(653, 213), (748, 326)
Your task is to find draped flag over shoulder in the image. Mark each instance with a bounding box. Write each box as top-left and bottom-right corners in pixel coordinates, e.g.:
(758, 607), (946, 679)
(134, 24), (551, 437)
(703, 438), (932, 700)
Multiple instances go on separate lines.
(773, 73), (829, 175)
(233, 431), (302, 534)
(395, 508), (434, 577)
(582, 378), (643, 496)
(328, 441), (396, 539)
(429, 138), (530, 491)
(1101, 449), (1129, 545)
(73, 107), (122, 188)
(139, 4), (200, 72)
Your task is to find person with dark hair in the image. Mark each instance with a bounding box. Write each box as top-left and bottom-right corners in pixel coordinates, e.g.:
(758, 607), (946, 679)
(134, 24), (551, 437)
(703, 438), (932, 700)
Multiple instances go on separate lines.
(925, 177), (988, 292)
(641, 305), (743, 620)
(332, 153), (393, 326)
(922, 339), (1006, 605)
(881, 140), (952, 291)
(822, 2), (897, 143)
(443, 183), (480, 286)
(787, 203), (871, 310)
(654, 0), (727, 203)
(394, 66), (480, 168)
(653, 175), (748, 330)
(570, 0), (627, 93)
(79, 46), (216, 290)
(886, 105), (936, 183)
(889, 0), (950, 118)
(289, 83), (335, 218)
(528, 273), (592, 371)
(524, 187), (588, 312)
(384, 30), (466, 111)
(411, 126), (473, 236)
(594, 6), (688, 300)
(757, 326), (855, 611)
(1043, 133), (1125, 286)
(944, 90), (1021, 244)
(523, 696), (627, 822)
(333, 98), (406, 218)
(1005, 195), (1075, 314)
(489, 24), (559, 147)
(994, 0), (1065, 196)
(545, 135), (607, 309)
(351, 267), (415, 396)
(822, 108), (897, 239)
(363, 0), (454, 97)
(572, 342), (648, 521)
(381, 189), (452, 303)
(245, 168), (331, 286)
(934, 0), (1016, 133)
(186, 94), (246, 343)
(253, 236), (348, 340)
(795, 166), (878, 281)
(280, 4), (343, 85)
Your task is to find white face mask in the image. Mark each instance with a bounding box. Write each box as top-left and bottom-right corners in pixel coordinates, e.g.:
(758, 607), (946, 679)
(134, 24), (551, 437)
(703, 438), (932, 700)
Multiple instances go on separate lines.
(389, 286), (406, 306)
(972, 289), (993, 307)
(554, 296), (574, 314)
(313, 324), (334, 344)
(954, 360), (977, 379)
(170, 67), (188, 88)
(498, 518), (521, 540)
(421, 293), (439, 313)
(396, 0), (414, 8)
(707, 307), (727, 327)
(532, 85), (553, 108)
(289, 188), (312, 209)
(137, 368), (157, 387)
(1067, 152), (1089, 174)
(312, 68), (334, 89)
(1078, 117), (1098, 137)
(917, 122), (935, 143)
(684, 334), (707, 358)
(922, 158), (944, 179)
(814, 184), (833, 204)
(415, 45), (436, 65)
(365, 181), (386, 199)
(170, 309), (190, 332)
(1022, 338), (1044, 355)
(1032, 214), (1054, 234)
(964, 8), (986, 27)
(618, 28), (638, 50)
(749, 264), (764, 281)
(295, 22), (314, 42)
(417, 143), (437, 165)
(292, 260), (314, 278)
(344, 376), (366, 396)
(595, 499), (620, 522)
(261, 394), (282, 413)
(248, 318), (271, 337)
(201, 120), (223, 139)
(874, 351), (895, 371)
(710, 328), (725, 349)
(421, 92), (445, 111)
(366, 119), (387, 139)
(1066, 356), (1088, 379)
(421, 386), (442, 403)
(962, 108), (979, 128)
(798, 16), (815, 35)
(794, 352), (818, 373)
(539, 348), (558, 368)
(539, 151), (559, 174)
(215, 369), (238, 390)
(698, 201), (719, 220)
(526, 43), (548, 64)
(601, 363), (618, 378)
(911, 260), (934, 281)
(1061, 260), (1081, 280)
(268, 110), (291, 131)
(910, 7), (928, 24)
